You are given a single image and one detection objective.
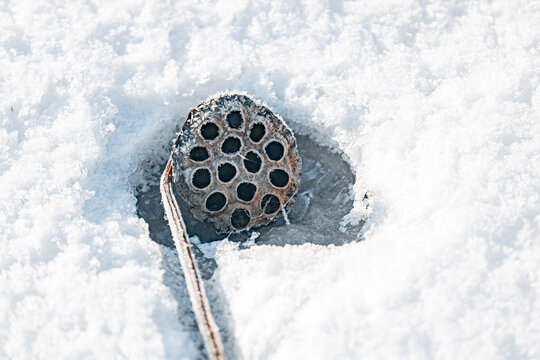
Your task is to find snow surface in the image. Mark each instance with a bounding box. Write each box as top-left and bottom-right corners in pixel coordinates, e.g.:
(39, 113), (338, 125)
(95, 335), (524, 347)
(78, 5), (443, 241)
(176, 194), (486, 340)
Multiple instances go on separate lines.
(1, 0), (540, 359)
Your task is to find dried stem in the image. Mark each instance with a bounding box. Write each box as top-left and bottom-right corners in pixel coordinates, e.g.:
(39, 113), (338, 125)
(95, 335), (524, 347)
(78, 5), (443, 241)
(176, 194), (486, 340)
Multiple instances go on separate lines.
(160, 156), (226, 360)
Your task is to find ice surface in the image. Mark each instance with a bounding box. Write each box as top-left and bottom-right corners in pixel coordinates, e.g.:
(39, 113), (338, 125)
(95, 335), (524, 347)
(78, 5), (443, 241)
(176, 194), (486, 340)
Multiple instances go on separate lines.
(136, 131), (363, 246)
(2, 0), (540, 359)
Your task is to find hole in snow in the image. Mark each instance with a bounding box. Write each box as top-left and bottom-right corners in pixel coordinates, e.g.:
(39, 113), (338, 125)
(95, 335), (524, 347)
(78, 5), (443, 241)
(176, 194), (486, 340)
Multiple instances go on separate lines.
(135, 133), (364, 246)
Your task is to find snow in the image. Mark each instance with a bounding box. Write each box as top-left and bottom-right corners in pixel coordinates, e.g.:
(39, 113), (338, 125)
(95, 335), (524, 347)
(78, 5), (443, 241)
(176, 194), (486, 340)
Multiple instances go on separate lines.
(1, 0), (540, 359)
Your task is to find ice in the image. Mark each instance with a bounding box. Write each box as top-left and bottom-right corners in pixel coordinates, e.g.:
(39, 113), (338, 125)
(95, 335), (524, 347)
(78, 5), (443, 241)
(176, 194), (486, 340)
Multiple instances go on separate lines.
(136, 131), (363, 247)
(2, 0), (540, 359)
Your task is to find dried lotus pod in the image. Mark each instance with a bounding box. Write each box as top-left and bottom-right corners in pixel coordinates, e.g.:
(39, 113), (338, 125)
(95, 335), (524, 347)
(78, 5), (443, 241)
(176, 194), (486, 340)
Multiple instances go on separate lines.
(171, 93), (301, 232)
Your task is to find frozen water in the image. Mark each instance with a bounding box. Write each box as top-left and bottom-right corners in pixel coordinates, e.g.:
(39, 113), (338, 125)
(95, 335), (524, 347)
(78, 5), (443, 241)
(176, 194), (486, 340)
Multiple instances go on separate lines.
(136, 130), (364, 247)
(255, 133), (366, 246)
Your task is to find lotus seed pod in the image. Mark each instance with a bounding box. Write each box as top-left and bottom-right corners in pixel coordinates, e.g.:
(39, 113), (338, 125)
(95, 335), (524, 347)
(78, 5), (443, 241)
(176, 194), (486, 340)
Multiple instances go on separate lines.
(171, 93), (302, 232)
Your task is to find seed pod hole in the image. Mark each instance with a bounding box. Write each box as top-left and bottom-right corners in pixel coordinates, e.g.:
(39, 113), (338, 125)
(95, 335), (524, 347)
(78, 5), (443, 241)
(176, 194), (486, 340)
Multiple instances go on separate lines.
(249, 123), (266, 143)
(206, 192), (227, 212)
(218, 163), (237, 183)
(192, 168), (211, 189)
(269, 169), (289, 188)
(237, 182), (256, 202)
(261, 194), (281, 214)
(221, 136), (241, 154)
(200, 122), (219, 140)
(243, 151), (262, 173)
(189, 146), (210, 162)
(265, 141), (284, 161)
(226, 110), (243, 129)
(231, 208), (250, 229)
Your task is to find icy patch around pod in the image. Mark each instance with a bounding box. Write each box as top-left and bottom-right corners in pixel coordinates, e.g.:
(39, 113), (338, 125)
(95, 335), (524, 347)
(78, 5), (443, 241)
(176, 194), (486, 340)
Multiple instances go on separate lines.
(135, 130), (366, 248)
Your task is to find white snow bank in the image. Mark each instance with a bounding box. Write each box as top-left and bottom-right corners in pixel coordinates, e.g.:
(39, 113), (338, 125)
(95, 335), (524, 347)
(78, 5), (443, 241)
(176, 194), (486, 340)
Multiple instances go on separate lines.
(1, 0), (539, 359)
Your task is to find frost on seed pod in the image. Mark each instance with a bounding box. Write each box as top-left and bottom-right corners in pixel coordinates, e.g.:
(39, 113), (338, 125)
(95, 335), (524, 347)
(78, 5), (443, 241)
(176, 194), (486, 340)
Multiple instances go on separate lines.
(171, 93), (302, 232)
